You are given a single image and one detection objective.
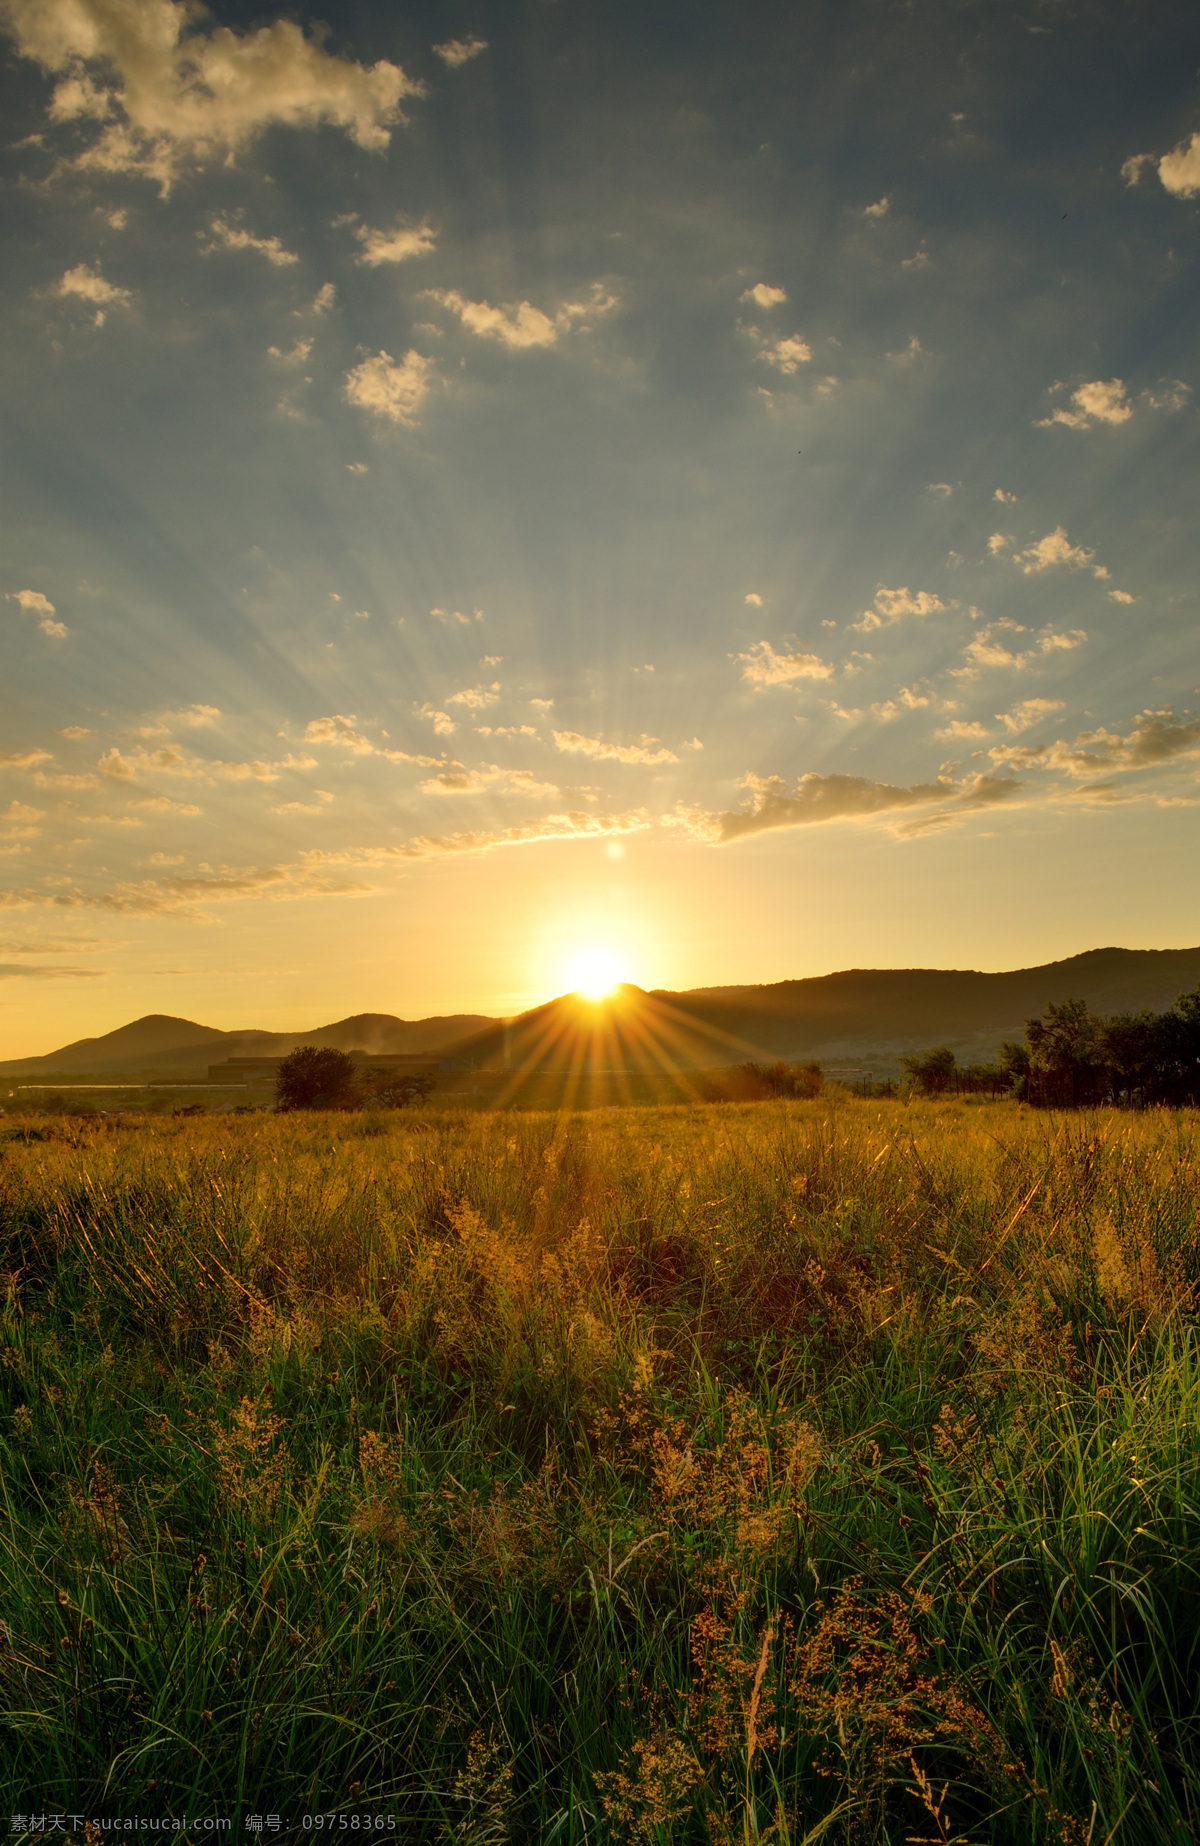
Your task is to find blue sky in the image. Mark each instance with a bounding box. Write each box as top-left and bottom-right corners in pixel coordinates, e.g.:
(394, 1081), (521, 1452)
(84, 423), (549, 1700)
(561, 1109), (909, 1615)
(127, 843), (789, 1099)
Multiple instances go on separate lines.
(1, 0), (1199, 1049)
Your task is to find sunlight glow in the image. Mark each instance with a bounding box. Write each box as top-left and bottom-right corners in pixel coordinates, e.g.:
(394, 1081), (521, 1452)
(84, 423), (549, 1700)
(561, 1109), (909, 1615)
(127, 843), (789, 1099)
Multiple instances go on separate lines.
(561, 944), (628, 1001)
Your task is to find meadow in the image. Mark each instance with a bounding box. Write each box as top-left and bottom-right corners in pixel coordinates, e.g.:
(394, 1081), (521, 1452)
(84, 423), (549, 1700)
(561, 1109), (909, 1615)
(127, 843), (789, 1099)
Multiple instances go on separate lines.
(0, 1094), (1197, 1843)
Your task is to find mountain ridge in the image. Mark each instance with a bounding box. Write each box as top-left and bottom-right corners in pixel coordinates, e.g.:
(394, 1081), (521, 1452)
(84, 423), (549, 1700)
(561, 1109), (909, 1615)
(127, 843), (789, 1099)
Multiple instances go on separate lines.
(8, 944), (1197, 1079)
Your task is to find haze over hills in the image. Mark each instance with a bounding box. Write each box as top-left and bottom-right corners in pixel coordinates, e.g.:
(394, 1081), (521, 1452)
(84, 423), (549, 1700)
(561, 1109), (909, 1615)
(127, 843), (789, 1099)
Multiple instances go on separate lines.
(5, 946), (1199, 1081)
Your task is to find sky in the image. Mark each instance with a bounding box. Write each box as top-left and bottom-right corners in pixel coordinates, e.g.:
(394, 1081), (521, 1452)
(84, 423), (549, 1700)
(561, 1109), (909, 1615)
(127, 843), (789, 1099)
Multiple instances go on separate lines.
(2, 0), (1200, 1053)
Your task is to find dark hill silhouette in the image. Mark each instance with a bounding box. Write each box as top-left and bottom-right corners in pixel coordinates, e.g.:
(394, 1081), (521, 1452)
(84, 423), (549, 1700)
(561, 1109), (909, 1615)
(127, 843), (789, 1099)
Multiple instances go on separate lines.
(5, 946), (1199, 1080)
(0, 1010), (497, 1077)
(448, 947), (1200, 1077)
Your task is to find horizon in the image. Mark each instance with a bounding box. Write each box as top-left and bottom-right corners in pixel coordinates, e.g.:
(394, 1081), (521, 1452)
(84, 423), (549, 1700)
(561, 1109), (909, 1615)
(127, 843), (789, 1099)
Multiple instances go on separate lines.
(3, 0), (1199, 1058)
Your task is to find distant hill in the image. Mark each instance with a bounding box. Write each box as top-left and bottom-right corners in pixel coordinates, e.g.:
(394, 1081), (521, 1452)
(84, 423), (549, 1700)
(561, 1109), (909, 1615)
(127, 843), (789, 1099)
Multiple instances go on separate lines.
(657, 946), (1200, 1063)
(0, 1010), (498, 1078)
(447, 946), (1200, 1076)
(5, 946), (1198, 1081)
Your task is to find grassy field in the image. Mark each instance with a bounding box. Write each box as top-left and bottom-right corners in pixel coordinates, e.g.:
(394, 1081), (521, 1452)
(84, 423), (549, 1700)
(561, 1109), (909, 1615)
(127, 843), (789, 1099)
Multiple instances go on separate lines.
(1, 1095), (1198, 1842)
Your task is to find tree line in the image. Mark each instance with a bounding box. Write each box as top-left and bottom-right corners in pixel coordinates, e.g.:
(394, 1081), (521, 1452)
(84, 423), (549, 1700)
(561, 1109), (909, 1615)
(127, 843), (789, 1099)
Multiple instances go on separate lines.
(901, 983), (1200, 1107)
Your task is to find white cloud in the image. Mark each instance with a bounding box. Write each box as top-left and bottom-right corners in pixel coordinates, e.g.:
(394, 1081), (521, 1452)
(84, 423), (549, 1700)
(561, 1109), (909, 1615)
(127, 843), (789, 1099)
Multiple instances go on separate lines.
(415, 704), (456, 737)
(736, 640), (834, 686)
(1143, 379), (1191, 412)
(0, 748), (53, 769)
(673, 768), (1020, 844)
(354, 220), (436, 265)
(1108, 590), (1136, 606)
(59, 726), (92, 738)
(1013, 526), (1108, 578)
(990, 709), (1200, 779)
(553, 731), (679, 766)
(56, 262), (130, 322)
(887, 335), (924, 365)
(446, 683), (501, 710)
(419, 764), (559, 798)
(1157, 132), (1200, 199)
(345, 461), (368, 475)
(871, 686), (935, 721)
(850, 585), (945, 633)
(267, 338), (311, 364)
(1121, 153), (1153, 187)
(7, 588), (67, 638)
(993, 488), (1018, 503)
(311, 282), (336, 314)
(755, 334), (812, 374)
(427, 282), (618, 349)
(952, 623), (1087, 677)
(900, 249), (928, 270)
(432, 36), (488, 68)
(138, 703), (220, 736)
(430, 606), (482, 626)
(937, 719), (989, 740)
(741, 283), (787, 307)
(863, 196), (890, 218)
(997, 698), (1065, 734)
(1038, 378), (1132, 430)
(202, 215), (297, 266)
(3, 0), (422, 190)
(927, 482), (953, 496)
(304, 713), (446, 767)
(344, 349), (434, 425)
(744, 592), (763, 606)
(304, 809), (651, 865)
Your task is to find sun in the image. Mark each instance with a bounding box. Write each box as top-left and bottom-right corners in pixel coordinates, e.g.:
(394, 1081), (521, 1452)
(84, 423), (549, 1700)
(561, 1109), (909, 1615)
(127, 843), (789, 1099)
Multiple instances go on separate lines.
(562, 944), (628, 1001)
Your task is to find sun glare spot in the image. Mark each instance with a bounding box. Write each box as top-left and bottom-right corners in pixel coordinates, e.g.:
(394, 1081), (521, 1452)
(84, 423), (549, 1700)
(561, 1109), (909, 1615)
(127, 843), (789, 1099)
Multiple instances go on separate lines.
(563, 945), (627, 1001)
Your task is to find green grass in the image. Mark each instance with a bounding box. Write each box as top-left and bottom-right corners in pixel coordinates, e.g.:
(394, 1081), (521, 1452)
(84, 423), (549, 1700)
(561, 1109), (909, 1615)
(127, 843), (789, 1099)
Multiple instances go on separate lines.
(0, 1096), (1198, 1841)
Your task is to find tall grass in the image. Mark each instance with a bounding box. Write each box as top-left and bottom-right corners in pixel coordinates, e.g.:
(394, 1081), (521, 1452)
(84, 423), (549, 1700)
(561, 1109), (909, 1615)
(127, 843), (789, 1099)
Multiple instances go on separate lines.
(0, 1096), (1197, 1841)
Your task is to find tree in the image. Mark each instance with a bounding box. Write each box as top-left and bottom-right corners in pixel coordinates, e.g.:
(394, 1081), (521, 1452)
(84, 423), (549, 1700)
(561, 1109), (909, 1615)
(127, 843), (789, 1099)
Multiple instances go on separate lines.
(1024, 998), (1109, 1106)
(275, 1045), (358, 1111)
(900, 1046), (957, 1096)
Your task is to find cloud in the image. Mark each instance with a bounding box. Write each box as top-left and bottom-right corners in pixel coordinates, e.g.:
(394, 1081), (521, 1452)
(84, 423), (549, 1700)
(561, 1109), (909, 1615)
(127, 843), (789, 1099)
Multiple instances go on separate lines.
(1157, 132), (1200, 199)
(850, 586), (946, 633)
(273, 790), (334, 814)
(0, 748), (53, 770)
(937, 719), (989, 740)
(415, 704), (456, 737)
(138, 703), (220, 738)
(303, 714), (446, 767)
(1143, 379), (1191, 412)
(98, 743), (316, 783)
(419, 765), (559, 798)
(997, 698), (1065, 734)
(674, 769), (1021, 844)
(1121, 153), (1153, 187)
(871, 686), (935, 720)
(994, 488), (1018, 503)
(201, 215), (297, 266)
(1012, 527), (1108, 579)
(744, 592), (763, 606)
(736, 640), (834, 686)
(432, 36), (488, 67)
(354, 220), (436, 265)
(56, 263), (131, 316)
(887, 335), (924, 364)
(59, 726), (92, 738)
(344, 349), (434, 425)
(990, 710), (1200, 779)
(306, 809), (651, 866)
(953, 622), (1086, 677)
(1108, 590), (1136, 606)
(446, 684), (501, 710)
(311, 282), (336, 314)
(0, 859), (371, 917)
(1038, 378), (1132, 430)
(863, 196), (890, 218)
(0, 963), (103, 979)
(553, 731), (680, 765)
(755, 334), (812, 374)
(741, 283), (787, 308)
(2, 0), (421, 191)
(430, 606), (482, 626)
(7, 589), (67, 638)
(427, 283), (618, 350)
(267, 338), (311, 364)
(927, 482), (953, 496)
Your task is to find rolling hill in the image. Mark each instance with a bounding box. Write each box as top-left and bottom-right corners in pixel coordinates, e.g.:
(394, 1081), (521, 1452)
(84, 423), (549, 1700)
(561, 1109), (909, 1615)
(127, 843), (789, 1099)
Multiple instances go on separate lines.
(5, 945), (1198, 1081)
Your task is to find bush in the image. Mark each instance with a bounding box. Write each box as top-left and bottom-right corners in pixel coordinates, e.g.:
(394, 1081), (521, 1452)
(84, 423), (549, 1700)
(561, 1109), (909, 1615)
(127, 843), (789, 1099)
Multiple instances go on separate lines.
(275, 1045), (358, 1111)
